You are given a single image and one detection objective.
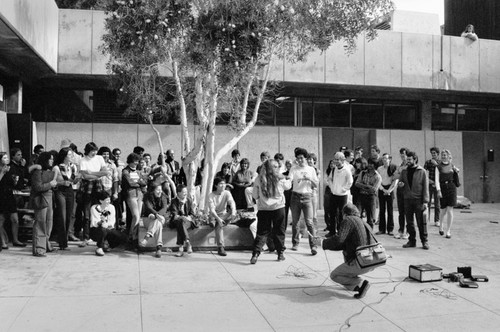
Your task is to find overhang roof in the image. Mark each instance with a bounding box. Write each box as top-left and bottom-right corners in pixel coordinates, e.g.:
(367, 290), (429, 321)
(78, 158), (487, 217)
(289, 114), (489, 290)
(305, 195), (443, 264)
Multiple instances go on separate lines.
(0, 16), (55, 82)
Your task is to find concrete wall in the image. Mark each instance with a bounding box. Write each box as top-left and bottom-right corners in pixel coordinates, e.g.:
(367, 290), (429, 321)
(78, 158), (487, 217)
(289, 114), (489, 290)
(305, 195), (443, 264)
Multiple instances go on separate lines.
(375, 129), (464, 196)
(35, 123), (321, 172)
(55, 10), (500, 94)
(391, 11), (441, 36)
(0, 0), (59, 71)
(58, 9), (109, 74)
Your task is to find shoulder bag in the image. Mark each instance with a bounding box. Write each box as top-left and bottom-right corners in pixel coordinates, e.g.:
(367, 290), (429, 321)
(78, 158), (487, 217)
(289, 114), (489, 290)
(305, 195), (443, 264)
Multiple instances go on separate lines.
(355, 223), (387, 269)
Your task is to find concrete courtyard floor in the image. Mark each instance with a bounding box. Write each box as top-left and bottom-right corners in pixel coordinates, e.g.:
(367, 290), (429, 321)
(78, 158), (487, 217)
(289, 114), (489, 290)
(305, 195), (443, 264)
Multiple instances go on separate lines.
(1, 204), (500, 332)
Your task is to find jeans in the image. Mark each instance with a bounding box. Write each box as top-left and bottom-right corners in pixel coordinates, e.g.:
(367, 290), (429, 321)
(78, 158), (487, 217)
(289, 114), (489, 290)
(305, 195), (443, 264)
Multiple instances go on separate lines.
(405, 199), (428, 244)
(396, 188), (406, 234)
(378, 187), (394, 233)
(125, 189), (143, 240)
(143, 214), (166, 247)
(32, 193), (53, 255)
(211, 212), (234, 248)
(359, 193), (377, 228)
(54, 187), (74, 248)
(330, 260), (375, 291)
(254, 208), (286, 254)
(323, 187), (332, 229)
(170, 217), (195, 246)
(428, 184), (440, 223)
(328, 194), (348, 234)
(290, 192), (316, 248)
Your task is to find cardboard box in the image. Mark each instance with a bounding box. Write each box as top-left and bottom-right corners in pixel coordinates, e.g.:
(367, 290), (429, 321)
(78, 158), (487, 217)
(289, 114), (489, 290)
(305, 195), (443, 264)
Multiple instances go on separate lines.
(409, 264), (442, 282)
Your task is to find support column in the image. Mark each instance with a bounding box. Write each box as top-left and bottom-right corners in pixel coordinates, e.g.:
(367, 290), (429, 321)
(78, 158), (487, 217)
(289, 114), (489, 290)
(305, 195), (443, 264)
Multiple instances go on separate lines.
(421, 100), (432, 130)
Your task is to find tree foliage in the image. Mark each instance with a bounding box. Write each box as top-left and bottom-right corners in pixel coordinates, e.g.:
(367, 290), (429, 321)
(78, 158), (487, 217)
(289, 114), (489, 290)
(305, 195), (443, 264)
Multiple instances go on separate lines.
(101, 0), (394, 209)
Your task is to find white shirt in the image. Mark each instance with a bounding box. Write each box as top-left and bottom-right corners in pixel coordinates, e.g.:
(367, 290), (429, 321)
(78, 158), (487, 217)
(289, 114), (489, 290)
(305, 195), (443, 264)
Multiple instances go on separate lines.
(328, 166), (353, 196)
(90, 204), (116, 228)
(80, 155), (106, 173)
(289, 165), (318, 194)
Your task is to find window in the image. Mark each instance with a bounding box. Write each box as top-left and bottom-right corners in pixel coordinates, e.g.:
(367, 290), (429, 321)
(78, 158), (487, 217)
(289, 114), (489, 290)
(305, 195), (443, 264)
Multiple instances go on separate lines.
(275, 97), (295, 126)
(314, 98), (350, 127)
(256, 101), (275, 126)
(300, 99), (314, 126)
(385, 101), (420, 130)
(432, 103), (456, 131)
(351, 99), (383, 128)
(489, 108), (500, 132)
(457, 105), (487, 131)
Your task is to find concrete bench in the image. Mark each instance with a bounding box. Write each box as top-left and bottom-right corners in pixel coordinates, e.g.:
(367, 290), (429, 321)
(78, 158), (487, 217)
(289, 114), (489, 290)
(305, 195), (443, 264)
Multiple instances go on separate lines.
(138, 224), (254, 251)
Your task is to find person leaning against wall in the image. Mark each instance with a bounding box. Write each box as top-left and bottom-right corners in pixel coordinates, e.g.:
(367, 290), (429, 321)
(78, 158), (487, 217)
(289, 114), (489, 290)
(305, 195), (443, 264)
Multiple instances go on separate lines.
(461, 24), (478, 41)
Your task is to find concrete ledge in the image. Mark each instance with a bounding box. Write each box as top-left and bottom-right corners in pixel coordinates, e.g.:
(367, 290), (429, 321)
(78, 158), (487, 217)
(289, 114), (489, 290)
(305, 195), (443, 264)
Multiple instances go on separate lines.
(138, 224), (254, 251)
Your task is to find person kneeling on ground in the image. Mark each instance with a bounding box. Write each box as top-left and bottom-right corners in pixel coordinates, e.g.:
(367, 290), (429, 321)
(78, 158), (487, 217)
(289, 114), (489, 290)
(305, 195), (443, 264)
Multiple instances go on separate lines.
(169, 184), (197, 257)
(90, 191), (127, 256)
(140, 184), (170, 258)
(208, 177), (237, 256)
(312, 203), (378, 299)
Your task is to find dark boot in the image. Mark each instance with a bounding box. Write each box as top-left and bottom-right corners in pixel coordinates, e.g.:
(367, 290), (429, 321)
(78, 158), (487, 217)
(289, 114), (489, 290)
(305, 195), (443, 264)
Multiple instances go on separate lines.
(250, 251), (260, 264)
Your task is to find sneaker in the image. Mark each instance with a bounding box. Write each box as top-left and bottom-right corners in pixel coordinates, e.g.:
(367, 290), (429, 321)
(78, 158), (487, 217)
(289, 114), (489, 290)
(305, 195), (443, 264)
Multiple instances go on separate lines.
(78, 240), (88, 248)
(139, 238), (148, 247)
(155, 249), (162, 258)
(354, 280), (370, 299)
(375, 231), (385, 235)
(422, 242), (430, 250)
(402, 241), (416, 248)
(434, 222), (440, 227)
(175, 247), (184, 257)
(394, 233), (402, 239)
(291, 245), (299, 251)
(95, 248), (105, 256)
(311, 246), (318, 255)
(218, 247), (227, 256)
(402, 233), (409, 239)
(186, 241), (193, 254)
(277, 252), (285, 261)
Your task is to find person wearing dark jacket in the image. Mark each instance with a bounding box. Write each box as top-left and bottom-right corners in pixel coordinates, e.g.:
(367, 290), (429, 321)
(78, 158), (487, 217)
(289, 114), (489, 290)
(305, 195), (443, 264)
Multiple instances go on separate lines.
(312, 203), (376, 299)
(140, 184), (170, 258)
(30, 152), (58, 257)
(398, 151), (429, 250)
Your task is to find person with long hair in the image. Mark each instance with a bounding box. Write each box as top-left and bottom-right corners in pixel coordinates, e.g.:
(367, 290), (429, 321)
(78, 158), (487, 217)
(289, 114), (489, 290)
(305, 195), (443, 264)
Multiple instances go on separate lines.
(436, 149), (459, 238)
(250, 159), (291, 263)
(215, 162), (234, 190)
(0, 152), (20, 250)
(461, 24), (478, 41)
(121, 152), (147, 245)
(53, 147), (79, 250)
(30, 152), (57, 257)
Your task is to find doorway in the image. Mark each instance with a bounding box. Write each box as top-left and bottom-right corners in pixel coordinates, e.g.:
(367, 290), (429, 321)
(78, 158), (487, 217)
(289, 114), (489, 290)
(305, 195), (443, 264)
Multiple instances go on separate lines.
(463, 132), (500, 203)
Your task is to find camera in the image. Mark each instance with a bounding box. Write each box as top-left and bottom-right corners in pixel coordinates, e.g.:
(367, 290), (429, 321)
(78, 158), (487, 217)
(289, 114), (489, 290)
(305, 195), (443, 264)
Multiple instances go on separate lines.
(101, 210), (111, 217)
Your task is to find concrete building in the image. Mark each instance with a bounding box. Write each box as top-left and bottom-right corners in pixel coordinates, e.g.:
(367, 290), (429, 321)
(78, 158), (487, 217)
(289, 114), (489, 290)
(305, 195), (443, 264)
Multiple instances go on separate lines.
(1, 0), (500, 204)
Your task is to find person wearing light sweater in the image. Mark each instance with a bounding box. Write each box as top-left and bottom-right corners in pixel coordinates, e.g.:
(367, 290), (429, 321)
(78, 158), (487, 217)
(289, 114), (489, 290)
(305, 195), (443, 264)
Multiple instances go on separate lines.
(326, 152), (353, 237)
(250, 159), (291, 264)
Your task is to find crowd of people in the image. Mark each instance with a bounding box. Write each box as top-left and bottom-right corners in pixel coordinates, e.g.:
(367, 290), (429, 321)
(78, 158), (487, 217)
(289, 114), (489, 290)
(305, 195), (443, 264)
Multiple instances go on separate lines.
(0, 140), (460, 299)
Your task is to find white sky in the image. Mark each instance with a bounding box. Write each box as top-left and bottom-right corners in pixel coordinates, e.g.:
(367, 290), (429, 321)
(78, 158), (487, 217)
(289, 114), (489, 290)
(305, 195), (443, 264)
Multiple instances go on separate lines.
(393, 0), (444, 24)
